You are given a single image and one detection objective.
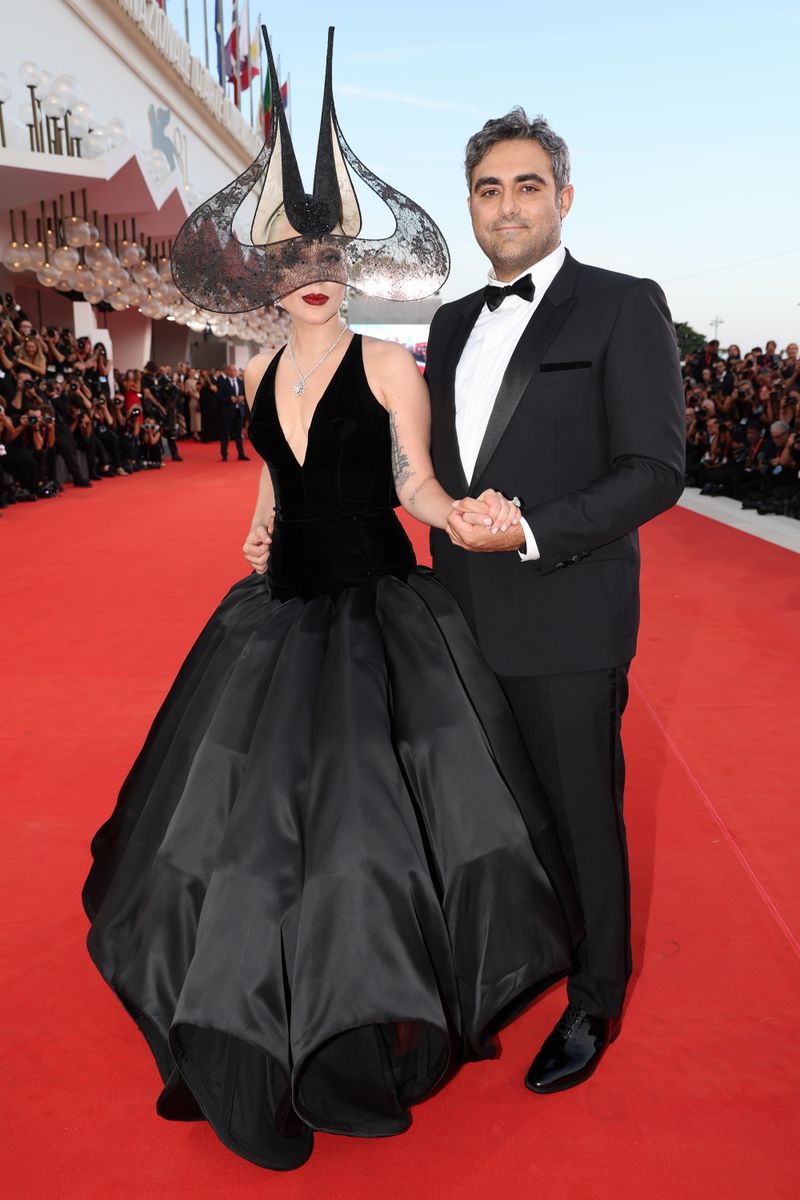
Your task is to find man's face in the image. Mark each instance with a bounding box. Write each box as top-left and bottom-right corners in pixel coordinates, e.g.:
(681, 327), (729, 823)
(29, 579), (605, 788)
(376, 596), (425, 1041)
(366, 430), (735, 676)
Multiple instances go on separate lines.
(766, 341), (777, 354)
(786, 343), (798, 360)
(19, 320), (32, 338)
(467, 139), (574, 280)
(772, 427), (788, 447)
(746, 427), (759, 444)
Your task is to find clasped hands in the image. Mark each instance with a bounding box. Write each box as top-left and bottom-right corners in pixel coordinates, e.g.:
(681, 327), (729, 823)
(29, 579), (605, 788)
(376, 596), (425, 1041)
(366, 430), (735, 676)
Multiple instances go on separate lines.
(447, 489), (526, 553)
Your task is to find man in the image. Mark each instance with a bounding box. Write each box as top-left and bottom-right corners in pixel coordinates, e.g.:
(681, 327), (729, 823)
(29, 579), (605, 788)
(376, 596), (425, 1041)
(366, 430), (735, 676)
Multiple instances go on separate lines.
(425, 108), (685, 1094)
(215, 363), (250, 462)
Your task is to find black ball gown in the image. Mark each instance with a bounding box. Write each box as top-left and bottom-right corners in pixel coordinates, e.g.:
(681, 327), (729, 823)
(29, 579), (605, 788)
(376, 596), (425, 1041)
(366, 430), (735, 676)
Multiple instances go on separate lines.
(82, 333), (579, 1171)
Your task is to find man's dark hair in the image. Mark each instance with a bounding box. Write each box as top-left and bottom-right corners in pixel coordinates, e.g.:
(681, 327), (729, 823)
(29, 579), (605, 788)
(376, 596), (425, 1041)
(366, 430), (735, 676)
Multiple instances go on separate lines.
(144, 360), (157, 373)
(464, 108), (570, 193)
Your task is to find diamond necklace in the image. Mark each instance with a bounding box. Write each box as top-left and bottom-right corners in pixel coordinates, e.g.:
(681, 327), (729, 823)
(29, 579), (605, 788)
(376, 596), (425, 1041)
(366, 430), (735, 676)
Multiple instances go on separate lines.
(287, 325), (349, 396)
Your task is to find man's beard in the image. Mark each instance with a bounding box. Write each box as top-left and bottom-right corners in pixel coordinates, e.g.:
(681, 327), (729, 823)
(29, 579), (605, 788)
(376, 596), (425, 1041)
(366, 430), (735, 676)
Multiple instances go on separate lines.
(476, 209), (561, 278)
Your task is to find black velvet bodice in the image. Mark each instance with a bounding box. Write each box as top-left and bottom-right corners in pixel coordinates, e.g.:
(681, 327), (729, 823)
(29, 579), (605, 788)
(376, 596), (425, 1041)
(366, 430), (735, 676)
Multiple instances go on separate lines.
(248, 334), (416, 598)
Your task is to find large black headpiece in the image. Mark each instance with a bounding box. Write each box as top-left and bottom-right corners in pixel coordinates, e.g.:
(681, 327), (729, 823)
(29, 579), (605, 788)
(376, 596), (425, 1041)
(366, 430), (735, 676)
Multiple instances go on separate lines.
(171, 26), (450, 310)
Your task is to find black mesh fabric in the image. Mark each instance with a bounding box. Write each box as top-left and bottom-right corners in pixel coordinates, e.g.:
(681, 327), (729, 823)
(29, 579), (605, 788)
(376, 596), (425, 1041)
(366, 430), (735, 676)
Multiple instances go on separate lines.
(170, 26), (450, 312)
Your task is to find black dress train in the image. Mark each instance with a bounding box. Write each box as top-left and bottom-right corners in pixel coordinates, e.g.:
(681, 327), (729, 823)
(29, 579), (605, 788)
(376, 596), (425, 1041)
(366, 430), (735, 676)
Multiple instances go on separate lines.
(82, 335), (579, 1170)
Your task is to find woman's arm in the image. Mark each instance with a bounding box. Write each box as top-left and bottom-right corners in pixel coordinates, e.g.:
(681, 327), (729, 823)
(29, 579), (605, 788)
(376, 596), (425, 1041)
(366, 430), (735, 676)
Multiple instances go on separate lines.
(241, 352), (278, 573)
(365, 340), (518, 533)
(364, 340), (455, 529)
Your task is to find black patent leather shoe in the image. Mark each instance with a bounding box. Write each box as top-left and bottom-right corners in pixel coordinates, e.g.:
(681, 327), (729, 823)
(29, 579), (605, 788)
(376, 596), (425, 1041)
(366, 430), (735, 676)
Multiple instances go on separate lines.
(525, 1003), (621, 1094)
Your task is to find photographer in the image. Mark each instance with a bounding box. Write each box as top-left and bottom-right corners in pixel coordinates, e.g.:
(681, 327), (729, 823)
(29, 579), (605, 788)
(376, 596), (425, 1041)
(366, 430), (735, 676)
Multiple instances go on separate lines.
(16, 395), (59, 496)
(153, 365), (183, 461)
(119, 401), (144, 471)
(0, 394), (39, 498)
(140, 411), (163, 468)
(90, 389), (128, 476)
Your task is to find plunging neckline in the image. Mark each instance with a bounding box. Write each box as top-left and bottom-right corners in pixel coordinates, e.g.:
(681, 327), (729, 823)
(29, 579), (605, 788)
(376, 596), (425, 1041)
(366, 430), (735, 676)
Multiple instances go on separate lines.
(272, 333), (358, 469)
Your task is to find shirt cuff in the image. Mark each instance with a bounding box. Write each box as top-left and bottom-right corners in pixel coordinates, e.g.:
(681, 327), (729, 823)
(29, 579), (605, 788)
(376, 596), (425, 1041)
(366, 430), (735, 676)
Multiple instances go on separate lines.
(518, 516), (540, 562)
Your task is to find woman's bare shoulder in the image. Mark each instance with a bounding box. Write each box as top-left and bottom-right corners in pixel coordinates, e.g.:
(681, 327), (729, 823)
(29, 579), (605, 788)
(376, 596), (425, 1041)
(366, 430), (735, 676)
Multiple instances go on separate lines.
(243, 345), (285, 395)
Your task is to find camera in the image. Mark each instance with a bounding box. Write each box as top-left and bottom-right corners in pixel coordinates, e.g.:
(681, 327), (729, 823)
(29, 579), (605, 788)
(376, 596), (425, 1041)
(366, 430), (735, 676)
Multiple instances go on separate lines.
(23, 413), (39, 425)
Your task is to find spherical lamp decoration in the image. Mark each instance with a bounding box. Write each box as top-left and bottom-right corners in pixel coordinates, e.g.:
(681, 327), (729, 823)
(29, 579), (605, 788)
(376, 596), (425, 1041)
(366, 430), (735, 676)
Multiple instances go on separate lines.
(73, 264), (96, 290)
(0, 73), (12, 103)
(52, 245), (79, 272)
(1, 240), (29, 272)
(36, 264), (61, 287)
(108, 292), (128, 311)
(18, 62), (43, 88)
(55, 276), (74, 292)
(84, 241), (113, 270)
(34, 69), (53, 98)
(51, 75), (81, 107)
(64, 219), (91, 248)
(41, 92), (67, 120)
(84, 130), (108, 158)
(68, 110), (91, 138)
(71, 101), (94, 124)
(27, 240), (47, 270)
(133, 261), (158, 287)
(83, 285), (106, 305)
(105, 117), (128, 147)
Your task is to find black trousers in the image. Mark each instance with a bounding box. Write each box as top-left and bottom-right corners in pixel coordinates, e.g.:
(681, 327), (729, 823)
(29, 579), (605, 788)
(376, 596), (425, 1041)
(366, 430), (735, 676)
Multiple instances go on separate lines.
(498, 664), (632, 1020)
(218, 402), (245, 459)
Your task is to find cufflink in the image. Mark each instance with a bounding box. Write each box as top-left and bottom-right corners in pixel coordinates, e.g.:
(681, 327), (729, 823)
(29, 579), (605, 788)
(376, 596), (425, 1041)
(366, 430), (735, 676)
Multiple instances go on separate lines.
(510, 496), (521, 507)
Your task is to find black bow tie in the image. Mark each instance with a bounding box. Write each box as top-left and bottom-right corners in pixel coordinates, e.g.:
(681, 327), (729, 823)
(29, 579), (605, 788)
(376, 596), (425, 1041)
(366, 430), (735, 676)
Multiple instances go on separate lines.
(483, 273), (535, 311)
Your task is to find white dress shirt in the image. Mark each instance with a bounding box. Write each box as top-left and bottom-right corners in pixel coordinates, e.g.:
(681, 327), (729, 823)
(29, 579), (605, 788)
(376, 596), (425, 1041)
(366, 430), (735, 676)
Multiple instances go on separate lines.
(454, 242), (567, 561)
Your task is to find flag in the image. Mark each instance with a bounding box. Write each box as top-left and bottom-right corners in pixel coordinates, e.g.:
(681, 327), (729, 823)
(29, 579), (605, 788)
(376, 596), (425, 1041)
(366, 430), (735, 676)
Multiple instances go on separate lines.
(214, 0), (224, 86)
(280, 78), (289, 123)
(241, 21), (260, 90)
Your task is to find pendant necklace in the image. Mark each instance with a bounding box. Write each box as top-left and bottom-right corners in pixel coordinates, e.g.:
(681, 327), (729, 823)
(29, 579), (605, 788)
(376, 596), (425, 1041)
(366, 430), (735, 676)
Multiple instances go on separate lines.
(287, 325), (349, 396)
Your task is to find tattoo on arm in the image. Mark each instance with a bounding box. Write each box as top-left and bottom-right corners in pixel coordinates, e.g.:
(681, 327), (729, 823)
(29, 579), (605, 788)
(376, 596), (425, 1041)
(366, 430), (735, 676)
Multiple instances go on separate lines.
(389, 409), (415, 492)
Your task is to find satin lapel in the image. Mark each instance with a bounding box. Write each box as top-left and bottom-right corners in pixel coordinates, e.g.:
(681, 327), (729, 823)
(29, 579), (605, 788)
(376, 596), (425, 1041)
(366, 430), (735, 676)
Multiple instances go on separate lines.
(440, 294), (483, 494)
(469, 254), (580, 490)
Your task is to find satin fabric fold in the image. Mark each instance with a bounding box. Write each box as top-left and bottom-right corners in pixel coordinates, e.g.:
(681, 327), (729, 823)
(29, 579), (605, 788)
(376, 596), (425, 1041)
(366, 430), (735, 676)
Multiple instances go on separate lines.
(83, 567), (578, 1169)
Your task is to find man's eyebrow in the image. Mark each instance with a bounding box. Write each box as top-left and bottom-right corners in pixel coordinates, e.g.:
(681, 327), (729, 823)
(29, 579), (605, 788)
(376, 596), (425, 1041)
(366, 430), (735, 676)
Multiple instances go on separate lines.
(473, 172), (549, 190)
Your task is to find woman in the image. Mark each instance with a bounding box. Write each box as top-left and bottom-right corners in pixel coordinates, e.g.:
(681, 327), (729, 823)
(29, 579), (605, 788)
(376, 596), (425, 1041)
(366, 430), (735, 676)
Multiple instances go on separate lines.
(14, 336), (47, 378)
(82, 24), (578, 1174)
(183, 366), (202, 440)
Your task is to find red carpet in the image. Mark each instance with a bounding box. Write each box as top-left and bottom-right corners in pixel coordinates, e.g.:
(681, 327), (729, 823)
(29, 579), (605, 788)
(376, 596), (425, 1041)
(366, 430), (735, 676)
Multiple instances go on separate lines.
(3, 442), (798, 1199)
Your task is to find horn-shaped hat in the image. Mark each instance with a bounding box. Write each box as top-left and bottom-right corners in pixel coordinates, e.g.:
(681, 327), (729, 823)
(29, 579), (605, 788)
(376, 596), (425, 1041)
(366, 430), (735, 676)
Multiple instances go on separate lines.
(170, 26), (450, 311)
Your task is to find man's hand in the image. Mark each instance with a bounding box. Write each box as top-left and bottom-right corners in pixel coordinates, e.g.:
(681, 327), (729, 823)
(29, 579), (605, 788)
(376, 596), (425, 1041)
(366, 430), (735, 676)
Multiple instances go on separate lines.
(447, 506), (526, 553)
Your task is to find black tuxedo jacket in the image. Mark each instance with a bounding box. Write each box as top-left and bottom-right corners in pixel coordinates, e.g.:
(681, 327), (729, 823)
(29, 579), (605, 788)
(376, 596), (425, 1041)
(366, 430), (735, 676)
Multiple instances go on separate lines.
(426, 248), (686, 676)
(216, 375), (244, 404)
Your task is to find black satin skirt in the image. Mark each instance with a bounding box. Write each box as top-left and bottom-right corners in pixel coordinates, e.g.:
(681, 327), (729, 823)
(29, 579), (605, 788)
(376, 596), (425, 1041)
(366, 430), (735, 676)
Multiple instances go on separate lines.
(82, 565), (579, 1170)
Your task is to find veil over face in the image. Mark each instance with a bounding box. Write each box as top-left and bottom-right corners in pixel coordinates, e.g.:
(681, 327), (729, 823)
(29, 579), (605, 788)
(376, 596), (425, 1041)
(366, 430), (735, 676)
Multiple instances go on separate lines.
(170, 26), (451, 310)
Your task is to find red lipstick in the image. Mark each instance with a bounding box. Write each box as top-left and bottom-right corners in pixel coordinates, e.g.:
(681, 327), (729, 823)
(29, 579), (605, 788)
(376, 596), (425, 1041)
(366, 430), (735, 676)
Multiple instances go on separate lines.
(302, 293), (329, 305)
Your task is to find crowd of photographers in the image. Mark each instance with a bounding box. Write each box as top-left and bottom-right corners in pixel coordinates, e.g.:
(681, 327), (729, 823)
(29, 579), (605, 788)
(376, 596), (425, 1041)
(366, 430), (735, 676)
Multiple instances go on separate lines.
(684, 338), (800, 517)
(0, 294), (247, 513)
(4, 290), (800, 525)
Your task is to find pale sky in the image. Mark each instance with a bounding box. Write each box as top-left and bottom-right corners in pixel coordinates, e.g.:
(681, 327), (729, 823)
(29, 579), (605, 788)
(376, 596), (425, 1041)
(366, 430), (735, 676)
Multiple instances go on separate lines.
(185, 0), (800, 349)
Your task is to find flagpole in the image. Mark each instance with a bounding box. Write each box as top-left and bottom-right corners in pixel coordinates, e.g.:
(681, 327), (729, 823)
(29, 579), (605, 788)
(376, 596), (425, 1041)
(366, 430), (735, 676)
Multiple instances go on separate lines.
(258, 11), (263, 132)
(203, 0), (209, 69)
(287, 71), (291, 133)
(249, 46), (254, 127)
(218, 1), (225, 88)
(183, 0), (190, 42)
(235, 33), (242, 108)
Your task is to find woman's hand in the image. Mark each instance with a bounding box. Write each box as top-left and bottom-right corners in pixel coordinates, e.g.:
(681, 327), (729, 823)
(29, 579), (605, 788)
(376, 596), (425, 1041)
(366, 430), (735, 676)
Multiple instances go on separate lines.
(473, 488), (522, 535)
(243, 516), (273, 574)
